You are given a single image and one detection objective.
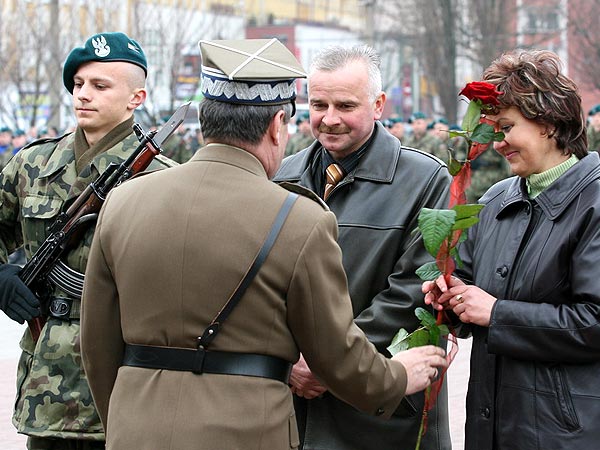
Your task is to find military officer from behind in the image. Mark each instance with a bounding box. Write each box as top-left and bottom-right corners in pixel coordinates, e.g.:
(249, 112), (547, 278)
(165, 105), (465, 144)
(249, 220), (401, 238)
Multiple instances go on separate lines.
(80, 38), (447, 450)
(0, 32), (175, 450)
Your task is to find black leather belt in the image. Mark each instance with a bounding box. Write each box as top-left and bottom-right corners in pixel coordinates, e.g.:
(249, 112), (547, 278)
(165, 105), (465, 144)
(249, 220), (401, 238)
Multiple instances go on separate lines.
(123, 344), (292, 384)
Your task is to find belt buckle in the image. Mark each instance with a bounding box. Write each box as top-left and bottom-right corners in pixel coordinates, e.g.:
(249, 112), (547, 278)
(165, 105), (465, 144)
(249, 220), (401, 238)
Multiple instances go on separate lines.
(48, 297), (72, 320)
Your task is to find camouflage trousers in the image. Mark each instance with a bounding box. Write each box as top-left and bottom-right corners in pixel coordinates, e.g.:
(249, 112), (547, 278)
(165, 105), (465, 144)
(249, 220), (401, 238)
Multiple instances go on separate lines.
(28, 436), (105, 450)
(13, 319), (104, 440)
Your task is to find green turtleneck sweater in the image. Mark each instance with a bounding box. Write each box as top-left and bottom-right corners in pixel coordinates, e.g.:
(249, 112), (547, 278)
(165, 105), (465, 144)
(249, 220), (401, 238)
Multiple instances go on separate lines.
(526, 154), (579, 199)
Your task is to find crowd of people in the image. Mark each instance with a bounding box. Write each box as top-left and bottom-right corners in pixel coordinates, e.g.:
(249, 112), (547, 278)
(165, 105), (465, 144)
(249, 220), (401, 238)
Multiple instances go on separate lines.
(0, 112), (204, 171)
(0, 30), (599, 450)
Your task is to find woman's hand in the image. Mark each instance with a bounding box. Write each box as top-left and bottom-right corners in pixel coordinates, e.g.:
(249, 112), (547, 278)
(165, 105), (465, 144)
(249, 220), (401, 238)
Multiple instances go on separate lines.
(422, 275), (466, 311)
(441, 284), (497, 327)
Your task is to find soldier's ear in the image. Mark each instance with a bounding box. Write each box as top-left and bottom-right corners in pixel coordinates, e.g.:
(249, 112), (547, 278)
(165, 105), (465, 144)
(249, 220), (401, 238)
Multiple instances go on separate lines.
(269, 109), (287, 147)
(129, 88), (147, 110)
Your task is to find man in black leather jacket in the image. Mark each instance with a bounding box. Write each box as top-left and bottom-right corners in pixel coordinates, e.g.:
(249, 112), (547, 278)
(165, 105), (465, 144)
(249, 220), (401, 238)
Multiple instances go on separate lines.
(274, 44), (452, 450)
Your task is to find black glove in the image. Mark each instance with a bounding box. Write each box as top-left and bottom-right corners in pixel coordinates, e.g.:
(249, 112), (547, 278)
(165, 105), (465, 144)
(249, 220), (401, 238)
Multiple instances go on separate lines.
(0, 264), (40, 324)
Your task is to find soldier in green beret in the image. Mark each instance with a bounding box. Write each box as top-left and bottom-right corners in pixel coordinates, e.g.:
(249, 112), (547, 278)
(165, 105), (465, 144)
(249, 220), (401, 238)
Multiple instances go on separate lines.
(0, 126), (13, 169)
(0, 32), (176, 450)
(587, 104), (600, 152)
(285, 111), (314, 156)
(404, 111), (448, 161)
(159, 122), (194, 163)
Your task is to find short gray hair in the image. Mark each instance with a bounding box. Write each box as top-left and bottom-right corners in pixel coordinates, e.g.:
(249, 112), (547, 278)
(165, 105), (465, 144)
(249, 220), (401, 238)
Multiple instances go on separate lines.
(309, 45), (382, 102)
(198, 99), (292, 146)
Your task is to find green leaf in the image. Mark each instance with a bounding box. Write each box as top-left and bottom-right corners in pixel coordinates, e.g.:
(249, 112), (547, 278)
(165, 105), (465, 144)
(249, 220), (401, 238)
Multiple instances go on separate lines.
(452, 216), (480, 230)
(452, 247), (464, 268)
(387, 328), (410, 356)
(461, 100), (481, 132)
(452, 203), (484, 219)
(429, 325), (440, 346)
(447, 156), (463, 176)
(418, 208), (456, 257)
(448, 129), (468, 139)
(408, 328), (431, 348)
(415, 307), (436, 328)
(470, 122), (495, 144)
(438, 324), (450, 337)
(494, 131), (505, 142)
(416, 261), (442, 281)
(457, 231), (469, 244)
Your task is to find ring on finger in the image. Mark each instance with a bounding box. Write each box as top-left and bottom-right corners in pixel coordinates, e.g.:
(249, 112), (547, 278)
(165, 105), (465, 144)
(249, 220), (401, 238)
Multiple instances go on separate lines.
(455, 294), (464, 304)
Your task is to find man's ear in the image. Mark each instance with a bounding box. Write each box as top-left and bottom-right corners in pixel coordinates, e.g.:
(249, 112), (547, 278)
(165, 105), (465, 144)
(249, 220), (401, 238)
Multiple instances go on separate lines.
(129, 88), (147, 110)
(269, 109), (287, 146)
(373, 91), (386, 120)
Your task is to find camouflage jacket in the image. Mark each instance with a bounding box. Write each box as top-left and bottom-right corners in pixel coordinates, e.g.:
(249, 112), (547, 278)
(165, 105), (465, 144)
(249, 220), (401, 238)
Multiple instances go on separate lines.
(285, 133), (314, 157)
(161, 133), (194, 164)
(588, 126), (600, 152)
(1, 129), (176, 440)
(466, 147), (512, 203)
(404, 132), (447, 162)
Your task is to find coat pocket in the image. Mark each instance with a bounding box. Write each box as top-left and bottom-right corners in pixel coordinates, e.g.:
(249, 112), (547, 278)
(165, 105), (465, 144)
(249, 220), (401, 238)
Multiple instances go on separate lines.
(21, 194), (63, 252)
(551, 365), (581, 432)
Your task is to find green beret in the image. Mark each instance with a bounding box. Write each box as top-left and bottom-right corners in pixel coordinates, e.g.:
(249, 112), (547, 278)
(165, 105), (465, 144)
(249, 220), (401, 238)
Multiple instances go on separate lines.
(63, 32), (147, 94)
(589, 104), (600, 116)
(0, 126), (11, 134)
(296, 111), (310, 123)
(13, 129), (25, 137)
(409, 111), (427, 123)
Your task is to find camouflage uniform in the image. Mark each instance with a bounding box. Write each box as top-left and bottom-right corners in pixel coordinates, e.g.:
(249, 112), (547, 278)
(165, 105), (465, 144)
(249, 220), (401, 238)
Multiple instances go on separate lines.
(404, 132), (448, 162)
(446, 135), (469, 162)
(587, 126), (600, 152)
(285, 132), (314, 157)
(0, 145), (14, 171)
(466, 147), (512, 203)
(0, 122), (175, 443)
(161, 133), (193, 164)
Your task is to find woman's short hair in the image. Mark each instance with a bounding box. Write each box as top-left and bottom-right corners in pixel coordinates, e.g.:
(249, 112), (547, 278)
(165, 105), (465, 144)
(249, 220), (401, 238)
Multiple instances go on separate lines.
(483, 49), (587, 158)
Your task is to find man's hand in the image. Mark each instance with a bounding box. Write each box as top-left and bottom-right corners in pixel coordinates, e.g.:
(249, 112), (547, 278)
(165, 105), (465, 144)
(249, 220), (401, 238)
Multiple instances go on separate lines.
(0, 264), (40, 324)
(392, 345), (448, 395)
(289, 354), (328, 399)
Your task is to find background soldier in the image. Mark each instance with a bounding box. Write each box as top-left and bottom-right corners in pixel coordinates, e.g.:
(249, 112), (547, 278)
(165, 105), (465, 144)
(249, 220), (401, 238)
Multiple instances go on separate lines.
(404, 111), (447, 161)
(466, 147), (512, 203)
(587, 104), (600, 152)
(0, 32), (175, 449)
(0, 126), (13, 169)
(285, 111), (314, 156)
(160, 123), (194, 163)
(80, 38), (447, 450)
(11, 129), (27, 155)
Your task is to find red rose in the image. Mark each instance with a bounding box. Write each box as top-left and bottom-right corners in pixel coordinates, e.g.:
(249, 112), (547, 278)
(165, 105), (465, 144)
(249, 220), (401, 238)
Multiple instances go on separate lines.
(459, 81), (503, 105)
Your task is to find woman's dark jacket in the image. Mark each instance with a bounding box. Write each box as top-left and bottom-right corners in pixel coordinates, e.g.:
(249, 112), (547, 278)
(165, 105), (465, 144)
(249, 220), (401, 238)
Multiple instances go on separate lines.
(456, 152), (600, 450)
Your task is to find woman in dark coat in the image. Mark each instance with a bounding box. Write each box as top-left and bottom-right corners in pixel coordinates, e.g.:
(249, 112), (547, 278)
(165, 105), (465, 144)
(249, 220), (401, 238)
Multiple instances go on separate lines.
(423, 49), (600, 450)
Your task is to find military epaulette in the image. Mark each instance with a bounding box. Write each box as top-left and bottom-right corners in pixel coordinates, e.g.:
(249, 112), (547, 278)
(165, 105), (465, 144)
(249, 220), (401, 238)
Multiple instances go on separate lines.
(155, 153), (179, 168)
(278, 181), (329, 211)
(19, 133), (72, 153)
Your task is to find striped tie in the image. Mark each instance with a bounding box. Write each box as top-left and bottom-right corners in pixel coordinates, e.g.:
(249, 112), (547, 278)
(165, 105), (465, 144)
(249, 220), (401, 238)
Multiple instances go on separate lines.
(324, 163), (345, 200)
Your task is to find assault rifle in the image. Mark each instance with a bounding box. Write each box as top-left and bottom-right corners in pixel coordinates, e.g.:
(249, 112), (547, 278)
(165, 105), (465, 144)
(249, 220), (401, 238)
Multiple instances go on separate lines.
(21, 102), (191, 342)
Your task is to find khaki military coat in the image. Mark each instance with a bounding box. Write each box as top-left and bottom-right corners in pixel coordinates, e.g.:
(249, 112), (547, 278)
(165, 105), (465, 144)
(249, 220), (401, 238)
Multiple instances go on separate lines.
(81, 144), (408, 450)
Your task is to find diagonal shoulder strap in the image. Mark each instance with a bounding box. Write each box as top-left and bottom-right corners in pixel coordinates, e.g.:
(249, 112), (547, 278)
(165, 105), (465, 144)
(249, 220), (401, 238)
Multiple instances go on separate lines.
(198, 192), (298, 349)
